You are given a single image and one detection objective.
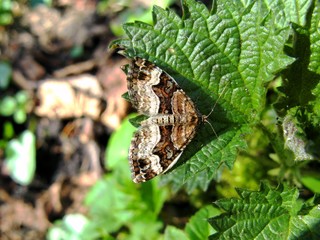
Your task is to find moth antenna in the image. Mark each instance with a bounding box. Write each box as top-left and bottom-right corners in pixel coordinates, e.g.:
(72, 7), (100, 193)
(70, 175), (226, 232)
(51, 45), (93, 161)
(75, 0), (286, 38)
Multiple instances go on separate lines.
(203, 116), (219, 139)
(206, 82), (229, 118)
(203, 82), (230, 139)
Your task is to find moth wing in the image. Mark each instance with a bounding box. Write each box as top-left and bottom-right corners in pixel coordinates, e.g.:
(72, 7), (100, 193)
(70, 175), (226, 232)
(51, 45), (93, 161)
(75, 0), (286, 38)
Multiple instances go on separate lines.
(129, 124), (184, 183)
(127, 58), (161, 115)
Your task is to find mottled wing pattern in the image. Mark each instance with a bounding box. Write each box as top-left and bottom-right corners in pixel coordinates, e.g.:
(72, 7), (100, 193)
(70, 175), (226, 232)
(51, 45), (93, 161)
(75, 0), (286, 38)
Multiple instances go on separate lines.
(127, 58), (202, 183)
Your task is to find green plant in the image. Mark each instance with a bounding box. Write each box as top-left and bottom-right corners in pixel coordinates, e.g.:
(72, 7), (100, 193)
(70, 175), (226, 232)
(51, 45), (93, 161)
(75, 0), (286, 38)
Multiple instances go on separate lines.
(47, 214), (90, 240)
(0, 61), (36, 185)
(50, 0), (320, 238)
(75, 115), (168, 239)
(113, 0), (302, 191)
(97, 0), (174, 36)
(0, 0), (14, 25)
(4, 130), (36, 185)
(0, 61), (30, 124)
(209, 182), (320, 239)
(109, 0), (320, 238)
(0, 90), (30, 124)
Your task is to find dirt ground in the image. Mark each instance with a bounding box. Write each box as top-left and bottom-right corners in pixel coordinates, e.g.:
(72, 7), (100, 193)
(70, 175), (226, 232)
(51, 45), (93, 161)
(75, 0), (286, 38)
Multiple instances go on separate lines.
(0, 1), (130, 238)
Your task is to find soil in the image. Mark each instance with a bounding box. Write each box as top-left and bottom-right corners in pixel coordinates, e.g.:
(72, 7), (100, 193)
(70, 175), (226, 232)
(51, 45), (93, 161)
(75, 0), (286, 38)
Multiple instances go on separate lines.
(0, 1), (129, 238)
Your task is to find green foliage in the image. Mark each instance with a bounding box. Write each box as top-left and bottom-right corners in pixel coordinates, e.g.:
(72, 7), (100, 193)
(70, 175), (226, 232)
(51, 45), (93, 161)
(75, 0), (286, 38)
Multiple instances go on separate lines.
(81, 115), (169, 239)
(164, 205), (220, 239)
(4, 130), (36, 185)
(0, 0), (14, 25)
(0, 62), (33, 180)
(51, 115), (223, 239)
(209, 182), (320, 239)
(48, 0), (320, 238)
(112, 0), (299, 192)
(185, 205), (219, 239)
(98, 0), (174, 36)
(0, 91), (30, 124)
(47, 214), (90, 240)
(301, 176), (320, 193)
(106, 0), (320, 238)
(0, 62), (30, 124)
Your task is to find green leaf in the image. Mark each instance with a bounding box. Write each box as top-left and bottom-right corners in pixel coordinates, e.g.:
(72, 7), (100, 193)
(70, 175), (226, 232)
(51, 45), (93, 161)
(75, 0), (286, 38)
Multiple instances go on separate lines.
(112, 0), (294, 191)
(275, 1), (319, 111)
(163, 205), (221, 240)
(164, 226), (189, 240)
(47, 214), (89, 240)
(13, 108), (27, 124)
(3, 121), (14, 139)
(5, 130), (36, 185)
(209, 182), (320, 239)
(161, 124), (251, 193)
(86, 114), (169, 238)
(128, 114), (148, 128)
(0, 91), (29, 123)
(0, 96), (16, 116)
(263, 0), (313, 28)
(312, 83), (320, 124)
(105, 114), (136, 171)
(108, 0), (174, 36)
(15, 90), (29, 105)
(85, 176), (167, 238)
(301, 176), (320, 193)
(309, 1), (320, 74)
(185, 205), (220, 239)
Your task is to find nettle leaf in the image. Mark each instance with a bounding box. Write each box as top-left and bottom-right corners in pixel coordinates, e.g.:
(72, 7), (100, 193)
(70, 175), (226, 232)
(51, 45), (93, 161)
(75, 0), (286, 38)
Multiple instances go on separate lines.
(263, 0), (313, 28)
(310, 1), (320, 124)
(112, 0), (293, 191)
(309, 1), (320, 74)
(276, 1), (319, 111)
(274, 1), (320, 160)
(312, 84), (320, 124)
(209, 182), (320, 239)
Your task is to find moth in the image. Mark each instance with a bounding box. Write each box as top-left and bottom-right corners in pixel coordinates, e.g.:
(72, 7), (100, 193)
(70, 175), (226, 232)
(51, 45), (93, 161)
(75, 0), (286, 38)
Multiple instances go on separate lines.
(126, 57), (212, 183)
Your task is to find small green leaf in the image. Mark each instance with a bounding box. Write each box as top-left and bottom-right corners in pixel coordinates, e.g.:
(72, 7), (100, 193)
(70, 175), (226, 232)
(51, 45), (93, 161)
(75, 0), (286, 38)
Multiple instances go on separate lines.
(0, 12), (13, 25)
(185, 205), (220, 239)
(85, 176), (167, 237)
(105, 114), (136, 170)
(13, 108), (27, 124)
(121, 91), (130, 101)
(3, 121), (14, 139)
(47, 214), (89, 240)
(5, 130), (36, 185)
(109, 0), (174, 36)
(164, 226), (189, 240)
(0, 96), (16, 116)
(209, 182), (320, 239)
(15, 91), (29, 105)
(301, 176), (320, 193)
(128, 115), (148, 128)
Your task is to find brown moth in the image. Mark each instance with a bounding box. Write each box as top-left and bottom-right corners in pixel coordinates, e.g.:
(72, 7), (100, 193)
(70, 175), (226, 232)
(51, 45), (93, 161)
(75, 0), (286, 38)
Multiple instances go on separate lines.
(127, 57), (210, 183)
